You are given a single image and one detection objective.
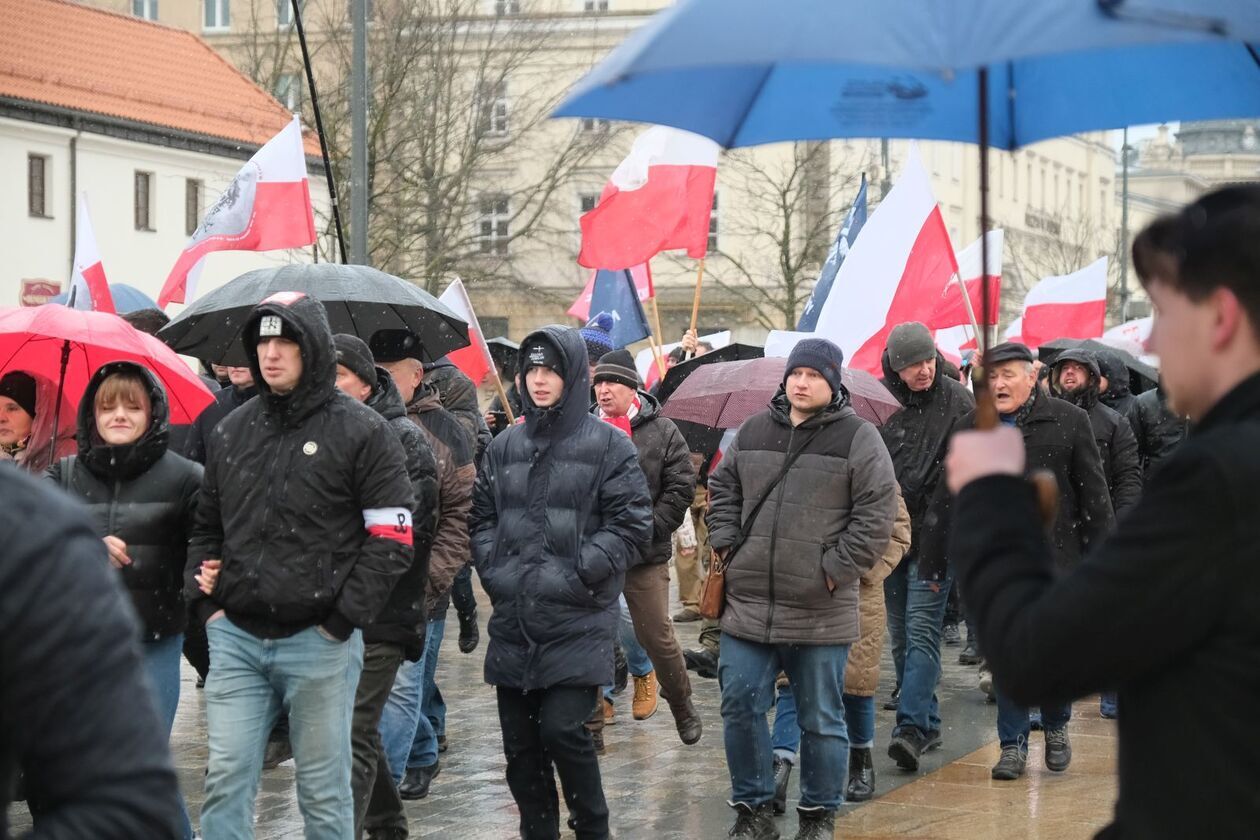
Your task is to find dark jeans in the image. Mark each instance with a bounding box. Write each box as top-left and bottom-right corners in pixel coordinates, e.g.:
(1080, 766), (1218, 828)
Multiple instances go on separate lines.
(996, 690), (1072, 748)
(884, 559), (952, 736)
(351, 642), (404, 839)
(451, 564), (476, 618)
(496, 686), (609, 840)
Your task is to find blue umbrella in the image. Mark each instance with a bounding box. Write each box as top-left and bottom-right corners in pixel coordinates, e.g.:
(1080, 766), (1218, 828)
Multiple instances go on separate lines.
(555, 0), (1260, 149)
(49, 283), (159, 314)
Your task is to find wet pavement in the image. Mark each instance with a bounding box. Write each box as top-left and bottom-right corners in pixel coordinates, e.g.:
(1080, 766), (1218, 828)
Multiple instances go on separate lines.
(7, 580), (1117, 838)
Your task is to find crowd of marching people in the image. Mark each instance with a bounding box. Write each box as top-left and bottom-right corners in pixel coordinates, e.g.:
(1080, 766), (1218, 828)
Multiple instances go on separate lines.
(7, 187), (1242, 840)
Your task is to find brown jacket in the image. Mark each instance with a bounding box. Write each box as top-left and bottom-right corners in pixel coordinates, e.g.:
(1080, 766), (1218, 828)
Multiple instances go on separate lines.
(844, 492), (911, 697)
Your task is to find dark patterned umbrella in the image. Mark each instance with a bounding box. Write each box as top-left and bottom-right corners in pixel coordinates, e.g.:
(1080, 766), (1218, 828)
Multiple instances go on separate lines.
(660, 356), (901, 430)
(654, 342), (764, 405)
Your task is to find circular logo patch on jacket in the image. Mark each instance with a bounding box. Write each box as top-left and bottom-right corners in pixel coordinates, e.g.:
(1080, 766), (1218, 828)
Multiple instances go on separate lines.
(303, 441), (318, 456)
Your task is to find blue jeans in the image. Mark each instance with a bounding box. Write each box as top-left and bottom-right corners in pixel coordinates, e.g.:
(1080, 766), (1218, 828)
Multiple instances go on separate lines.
(202, 617), (363, 840)
(378, 656), (423, 785)
(141, 634), (192, 840)
(884, 559), (952, 735)
(772, 687), (877, 761)
(996, 690), (1071, 748)
(1100, 691), (1118, 718)
(604, 597), (654, 700)
(404, 618), (447, 772)
(718, 633), (850, 811)
(843, 694), (876, 750)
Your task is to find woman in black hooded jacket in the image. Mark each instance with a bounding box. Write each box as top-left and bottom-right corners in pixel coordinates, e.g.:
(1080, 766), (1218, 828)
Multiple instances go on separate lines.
(47, 361), (202, 838)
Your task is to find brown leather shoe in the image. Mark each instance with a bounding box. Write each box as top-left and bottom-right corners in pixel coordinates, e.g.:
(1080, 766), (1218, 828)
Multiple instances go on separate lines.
(602, 697), (616, 726)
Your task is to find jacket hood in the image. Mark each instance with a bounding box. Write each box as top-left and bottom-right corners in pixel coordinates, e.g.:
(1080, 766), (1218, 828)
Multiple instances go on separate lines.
(768, 384), (853, 429)
(424, 363), (480, 417)
(243, 293), (337, 426)
(0, 369), (76, 474)
(76, 361), (170, 481)
(881, 350), (947, 407)
(1050, 348), (1102, 411)
(1095, 348), (1133, 400)
(519, 325), (591, 440)
(367, 366), (407, 422)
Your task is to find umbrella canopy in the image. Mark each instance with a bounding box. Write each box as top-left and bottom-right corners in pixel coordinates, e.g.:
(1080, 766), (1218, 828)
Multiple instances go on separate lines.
(555, 0), (1260, 149)
(661, 356), (901, 430)
(1037, 337), (1159, 394)
(486, 336), (520, 377)
(0, 305), (215, 425)
(49, 283), (159, 314)
(654, 342), (765, 404)
(158, 263), (470, 367)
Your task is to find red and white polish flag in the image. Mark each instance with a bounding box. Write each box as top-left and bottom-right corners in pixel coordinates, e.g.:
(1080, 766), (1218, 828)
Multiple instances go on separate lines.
(68, 194), (115, 314)
(928, 230), (1003, 330)
(1015, 257), (1108, 350)
(158, 116), (316, 308)
(439, 277), (495, 386)
(568, 263), (654, 321)
(812, 146), (959, 375)
(578, 126), (719, 270)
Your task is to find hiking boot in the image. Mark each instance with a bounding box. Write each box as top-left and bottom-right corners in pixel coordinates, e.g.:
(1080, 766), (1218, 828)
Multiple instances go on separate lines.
(671, 697), (703, 745)
(684, 647), (719, 679)
(456, 607), (479, 654)
(793, 806), (834, 840)
(991, 744), (1027, 780)
(958, 640), (982, 666)
(262, 737), (292, 770)
(603, 697), (616, 726)
(772, 756), (792, 815)
(727, 802), (779, 839)
(672, 606), (702, 622)
(591, 729), (606, 756)
(613, 642), (628, 694)
(846, 747), (875, 802)
(1044, 726), (1072, 772)
(632, 671), (659, 720)
(437, 734), (448, 753)
(882, 685), (900, 711)
(398, 761), (439, 800)
(942, 622), (961, 646)
(888, 726), (930, 771)
(924, 729), (943, 752)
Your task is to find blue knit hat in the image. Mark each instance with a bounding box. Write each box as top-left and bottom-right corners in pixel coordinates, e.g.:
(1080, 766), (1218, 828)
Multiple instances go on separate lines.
(784, 338), (845, 398)
(580, 312), (616, 364)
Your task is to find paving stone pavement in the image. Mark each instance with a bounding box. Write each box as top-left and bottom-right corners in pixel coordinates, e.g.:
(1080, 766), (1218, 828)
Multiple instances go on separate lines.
(7, 581), (1051, 839)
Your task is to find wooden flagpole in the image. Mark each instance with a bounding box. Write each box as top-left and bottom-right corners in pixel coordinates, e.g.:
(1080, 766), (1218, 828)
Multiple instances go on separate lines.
(647, 295), (668, 377)
(686, 257), (706, 360)
(490, 369), (515, 425)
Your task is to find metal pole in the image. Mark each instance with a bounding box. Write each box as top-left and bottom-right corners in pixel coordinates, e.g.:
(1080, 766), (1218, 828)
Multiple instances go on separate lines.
(880, 138), (892, 198)
(291, 0), (348, 264)
(350, 0), (369, 265)
(1119, 127), (1131, 322)
(978, 68), (992, 357)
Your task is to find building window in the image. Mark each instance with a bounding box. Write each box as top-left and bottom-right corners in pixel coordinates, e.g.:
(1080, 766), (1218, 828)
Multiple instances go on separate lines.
(28, 155), (49, 218)
(580, 118), (610, 134)
(708, 192), (719, 251)
(274, 73), (301, 111)
(185, 179), (203, 236)
(476, 80), (509, 138)
(1039, 167), (1046, 210)
(135, 171), (155, 231)
(478, 195), (510, 255)
(277, 0), (304, 27)
(133, 0), (158, 19)
(493, 0), (520, 15)
(579, 193), (598, 214)
(204, 0), (230, 30)
(583, 0), (609, 10)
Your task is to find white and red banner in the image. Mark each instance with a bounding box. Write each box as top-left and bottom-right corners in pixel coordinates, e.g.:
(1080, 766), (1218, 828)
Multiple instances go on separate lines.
(1014, 257), (1109, 349)
(811, 146), (959, 374)
(568, 263), (653, 321)
(578, 126), (719, 269)
(1103, 316), (1153, 352)
(933, 325), (976, 367)
(158, 116), (316, 308)
(439, 278), (495, 386)
(69, 194), (115, 314)
(928, 230), (1002, 330)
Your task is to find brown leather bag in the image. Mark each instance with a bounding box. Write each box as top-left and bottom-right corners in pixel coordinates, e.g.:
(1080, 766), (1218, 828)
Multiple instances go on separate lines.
(697, 430), (819, 620)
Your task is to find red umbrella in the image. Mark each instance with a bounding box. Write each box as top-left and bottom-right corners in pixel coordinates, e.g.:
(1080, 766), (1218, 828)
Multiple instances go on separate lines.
(0, 305), (216, 431)
(660, 356), (902, 430)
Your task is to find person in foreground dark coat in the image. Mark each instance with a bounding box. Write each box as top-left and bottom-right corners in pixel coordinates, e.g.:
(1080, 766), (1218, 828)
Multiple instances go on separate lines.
(945, 186), (1260, 839)
(471, 325), (652, 840)
(1, 465), (184, 839)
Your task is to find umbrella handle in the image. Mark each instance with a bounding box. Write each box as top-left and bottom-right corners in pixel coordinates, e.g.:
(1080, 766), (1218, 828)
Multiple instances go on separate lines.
(47, 339), (71, 470)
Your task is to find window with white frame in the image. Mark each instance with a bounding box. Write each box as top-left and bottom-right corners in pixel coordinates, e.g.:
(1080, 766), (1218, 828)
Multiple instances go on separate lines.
(493, 0), (520, 15)
(583, 0), (609, 11)
(186, 179), (203, 237)
(277, 0), (303, 27)
(204, 0), (230, 30)
(580, 118), (610, 134)
(135, 171), (155, 232)
(478, 195), (510, 255)
(579, 193), (599, 215)
(133, 0), (158, 20)
(708, 192), (719, 251)
(28, 154), (49, 218)
(274, 73), (301, 111)
(476, 80), (509, 138)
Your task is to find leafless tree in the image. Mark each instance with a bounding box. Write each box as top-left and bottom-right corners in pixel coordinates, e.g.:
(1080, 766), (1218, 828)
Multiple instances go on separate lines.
(1002, 203), (1120, 325)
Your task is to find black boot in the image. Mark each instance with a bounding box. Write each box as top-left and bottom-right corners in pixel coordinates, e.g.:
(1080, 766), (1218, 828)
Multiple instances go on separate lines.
(398, 761), (440, 800)
(671, 697), (703, 745)
(846, 747), (875, 802)
(793, 806), (834, 840)
(457, 607), (479, 654)
(683, 647), (719, 679)
(728, 802), (779, 839)
(772, 756), (792, 815)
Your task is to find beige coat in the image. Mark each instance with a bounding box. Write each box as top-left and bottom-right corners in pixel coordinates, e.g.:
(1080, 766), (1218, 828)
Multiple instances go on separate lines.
(843, 492), (911, 697)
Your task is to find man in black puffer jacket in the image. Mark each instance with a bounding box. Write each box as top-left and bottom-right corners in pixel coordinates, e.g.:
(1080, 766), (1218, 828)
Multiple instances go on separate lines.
(332, 333), (441, 838)
(1096, 348), (1141, 425)
(472, 325), (652, 840)
(188, 292), (414, 839)
(1050, 348), (1144, 520)
(592, 348), (700, 743)
(1131, 384), (1190, 479)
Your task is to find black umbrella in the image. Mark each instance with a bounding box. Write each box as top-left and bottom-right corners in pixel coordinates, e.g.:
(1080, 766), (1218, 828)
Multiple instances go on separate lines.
(157, 263), (470, 367)
(1037, 338), (1158, 395)
(653, 342), (764, 405)
(486, 336), (520, 378)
